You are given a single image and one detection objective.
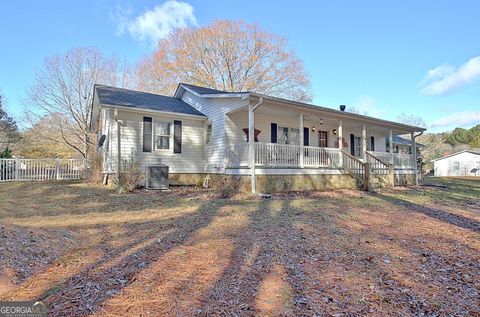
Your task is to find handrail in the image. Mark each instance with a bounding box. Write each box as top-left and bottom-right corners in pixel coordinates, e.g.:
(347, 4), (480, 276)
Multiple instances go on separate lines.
(366, 151), (390, 175)
(341, 150), (365, 176)
(341, 150), (363, 164)
(366, 151), (389, 166)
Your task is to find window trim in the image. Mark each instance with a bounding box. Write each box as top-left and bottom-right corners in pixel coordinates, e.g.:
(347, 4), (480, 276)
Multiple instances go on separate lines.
(277, 126), (301, 145)
(453, 161), (460, 171)
(205, 122), (213, 146)
(153, 120), (172, 151)
(354, 136), (361, 157)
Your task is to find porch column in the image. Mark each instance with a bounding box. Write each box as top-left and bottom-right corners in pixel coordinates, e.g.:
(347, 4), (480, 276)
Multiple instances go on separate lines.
(248, 104), (255, 193)
(249, 97), (263, 194)
(362, 124), (367, 161)
(411, 131), (418, 185)
(389, 129), (394, 164)
(338, 120), (343, 166)
(299, 113), (304, 167)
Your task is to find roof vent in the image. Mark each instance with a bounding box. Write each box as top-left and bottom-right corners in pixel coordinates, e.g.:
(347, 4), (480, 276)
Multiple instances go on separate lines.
(340, 105), (346, 111)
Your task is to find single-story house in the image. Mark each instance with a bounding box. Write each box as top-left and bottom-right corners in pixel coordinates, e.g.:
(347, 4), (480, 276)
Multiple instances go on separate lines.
(431, 150), (480, 177)
(90, 83), (426, 193)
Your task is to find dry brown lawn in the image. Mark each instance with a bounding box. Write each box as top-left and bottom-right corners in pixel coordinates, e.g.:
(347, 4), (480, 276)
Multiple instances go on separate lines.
(0, 178), (479, 316)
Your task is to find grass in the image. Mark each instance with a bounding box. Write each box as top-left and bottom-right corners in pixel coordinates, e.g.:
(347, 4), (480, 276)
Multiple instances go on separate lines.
(0, 178), (479, 316)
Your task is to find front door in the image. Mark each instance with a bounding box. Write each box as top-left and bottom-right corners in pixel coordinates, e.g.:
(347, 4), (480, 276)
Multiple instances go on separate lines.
(318, 131), (328, 147)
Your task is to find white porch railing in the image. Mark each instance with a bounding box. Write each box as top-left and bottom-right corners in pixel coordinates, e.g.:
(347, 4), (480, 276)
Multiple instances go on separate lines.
(225, 143), (341, 168)
(366, 152), (390, 175)
(303, 146), (342, 168)
(368, 151), (414, 170)
(0, 158), (86, 182)
(225, 143), (249, 167)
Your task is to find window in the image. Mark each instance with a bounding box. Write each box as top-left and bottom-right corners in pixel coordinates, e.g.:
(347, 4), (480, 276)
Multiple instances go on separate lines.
(277, 126), (300, 145)
(205, 124), (212, 145)
(385, 139), (390, 153)
(354, 136), (361, 157)
(453, 161), (460, 171)
(277, 126), (289, 144)
(290, 128), (300, 145)
(154, 121), (170, 150)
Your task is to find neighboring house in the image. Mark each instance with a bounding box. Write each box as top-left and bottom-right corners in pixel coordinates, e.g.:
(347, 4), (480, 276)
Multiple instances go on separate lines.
(431, 150), (480, 177)
(90, 84), (426, 193)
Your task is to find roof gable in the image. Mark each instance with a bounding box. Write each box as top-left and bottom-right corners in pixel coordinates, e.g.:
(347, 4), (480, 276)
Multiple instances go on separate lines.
(431, 150), (480, 162)
(95, 85), (206, 117)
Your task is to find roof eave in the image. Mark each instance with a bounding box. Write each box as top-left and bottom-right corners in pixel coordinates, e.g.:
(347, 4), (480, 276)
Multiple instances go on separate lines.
(249, 93), (427, 133)
(99, 103), (207, 120)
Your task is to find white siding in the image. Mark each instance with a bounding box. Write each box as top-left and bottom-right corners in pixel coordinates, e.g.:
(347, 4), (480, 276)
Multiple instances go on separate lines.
(434, 152), (480, 176)
(226, 109), (387, 155)
(181, 91), (248, 172)
(106, 109), (205, 173)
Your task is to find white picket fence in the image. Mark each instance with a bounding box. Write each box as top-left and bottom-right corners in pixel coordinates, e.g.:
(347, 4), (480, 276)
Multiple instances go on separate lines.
(0, 158), (86, 182)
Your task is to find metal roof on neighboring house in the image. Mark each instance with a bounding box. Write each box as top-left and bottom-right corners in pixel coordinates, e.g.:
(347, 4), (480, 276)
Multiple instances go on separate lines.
(393, 135), (425, 147)
(94, 85), (206, 117)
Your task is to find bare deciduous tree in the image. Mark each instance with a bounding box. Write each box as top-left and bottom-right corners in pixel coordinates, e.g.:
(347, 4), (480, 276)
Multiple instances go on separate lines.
(396, 112), (427, 128)
(25, 47), (134, 158)
(137, 20), (312, 102)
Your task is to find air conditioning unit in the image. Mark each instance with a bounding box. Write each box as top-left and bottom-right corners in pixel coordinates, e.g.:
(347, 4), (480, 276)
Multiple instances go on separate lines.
(146, 164), (169, 189)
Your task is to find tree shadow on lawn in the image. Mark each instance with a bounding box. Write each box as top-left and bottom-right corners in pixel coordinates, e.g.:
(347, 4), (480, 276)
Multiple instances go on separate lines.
(193, 198), (331, 316)
(0, 181), (211, 219)
(194, 192), (480, 316)
(9, 200), (222, 316)
(372, 192), (480, 234)
(331, 194), (480, 316)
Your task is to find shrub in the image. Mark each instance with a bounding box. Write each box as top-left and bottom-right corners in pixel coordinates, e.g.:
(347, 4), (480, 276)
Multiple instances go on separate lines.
(211, 175), (240, 198)
(0, 148), (12, 158)
(112, 158), (143, 193)
(85, 152), (104, 184)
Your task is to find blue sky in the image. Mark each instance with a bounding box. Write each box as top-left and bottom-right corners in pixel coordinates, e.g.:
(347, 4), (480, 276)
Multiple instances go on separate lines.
(1, 0), (480, 132)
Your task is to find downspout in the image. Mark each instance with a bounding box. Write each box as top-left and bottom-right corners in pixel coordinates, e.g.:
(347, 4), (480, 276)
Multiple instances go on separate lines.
(249, 96), (263, 194)
(114, 109), (122, 174)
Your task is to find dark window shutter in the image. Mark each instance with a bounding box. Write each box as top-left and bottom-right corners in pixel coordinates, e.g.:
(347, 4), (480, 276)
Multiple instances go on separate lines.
(370, 136), (375, 151)
(271, 123), (277, 143)
(303, 127), (309, 146)
(174, 120), (182, 153)
(350, 134), (355, 156)
(143, 117), (152, 152)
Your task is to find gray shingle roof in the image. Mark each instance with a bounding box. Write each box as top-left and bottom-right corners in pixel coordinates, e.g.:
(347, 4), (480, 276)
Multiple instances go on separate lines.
(180, 83), (245, 95)
(95, 85), (206, 117)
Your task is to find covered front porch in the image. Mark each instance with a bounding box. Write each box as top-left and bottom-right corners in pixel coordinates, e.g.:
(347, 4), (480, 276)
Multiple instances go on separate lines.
(222, 96), (423, 193)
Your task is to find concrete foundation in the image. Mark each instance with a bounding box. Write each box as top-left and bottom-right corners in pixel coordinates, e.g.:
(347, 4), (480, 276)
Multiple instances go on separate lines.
(107, 170), (415, 192)
(168, 173), (208, 186)
(394, 173), (416, 186)
(207, 174), (358, 193)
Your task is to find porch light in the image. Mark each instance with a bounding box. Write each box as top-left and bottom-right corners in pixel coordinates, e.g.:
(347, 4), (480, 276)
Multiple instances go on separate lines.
(319, 118), (324, 125)
(333, 129), (337, 135)
(312, 126), (316, 132)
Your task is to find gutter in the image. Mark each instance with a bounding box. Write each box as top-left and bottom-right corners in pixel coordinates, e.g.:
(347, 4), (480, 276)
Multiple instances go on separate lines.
(99, 104), (207, 120)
